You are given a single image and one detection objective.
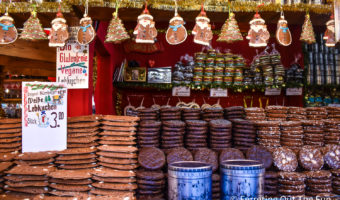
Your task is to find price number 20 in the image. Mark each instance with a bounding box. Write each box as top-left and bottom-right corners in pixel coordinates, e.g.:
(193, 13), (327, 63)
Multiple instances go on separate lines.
(50, 112), (65, 128)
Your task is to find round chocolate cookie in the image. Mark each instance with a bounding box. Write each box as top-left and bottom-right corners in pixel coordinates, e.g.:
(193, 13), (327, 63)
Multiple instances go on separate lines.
(162, 120), (185, 128)
(324, 145), (340, 169)
(193, 148), (218, 172)
(246, 145), (273, 169)
(209, 119), (232, 128)
(298, 146), (324, 171)
(138, 147), (165, 170)
(273, 147), (298, 172)
(136, 170), (164, 180)
(219, 148), (244, 164)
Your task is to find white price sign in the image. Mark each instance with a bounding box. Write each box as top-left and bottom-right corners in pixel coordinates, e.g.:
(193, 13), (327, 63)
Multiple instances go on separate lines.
(57, 27), (89, 89)
(265, 88), (281, 96)
(22, 82), (67, 152)
(286, 88), (303, 96)
(172, 86), (191, 97)
(210, 88), (228, 97)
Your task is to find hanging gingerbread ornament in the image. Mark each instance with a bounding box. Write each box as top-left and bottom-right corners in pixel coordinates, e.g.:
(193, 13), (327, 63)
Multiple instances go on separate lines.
(276, 12), (292, 46)
(0, 6), (18, 44)
(192, 3), (213, 46)
(217, 12), (243, 43)
(105, 1), (130, 43)
(133, 1), (157, 44)
(246, 5), (269, 47)
(20, 9), (47, 40)
(300, 13), (315, 44)
(166, 0), (187, 45)
(323, 14), (336, 47)
(49, 5), (69, 47)
(77, 0), (96, 45)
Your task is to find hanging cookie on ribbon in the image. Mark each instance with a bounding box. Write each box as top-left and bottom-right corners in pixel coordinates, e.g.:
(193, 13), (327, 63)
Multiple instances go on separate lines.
(246, 4), (269, 47)
(49, 1), (69, 47)
(105, 0), (130, 43)
(133, 1), (157, 44)
(300, 12), (315, 44)
(166, 0), (187, 45)
(192, 3), (213, 46)
(77, 0), (96, 45)
(0, 1), (17, 44)
(323, 14), (336, 47)
(20, 4), (47, 41)
(276, 11), (292, 46)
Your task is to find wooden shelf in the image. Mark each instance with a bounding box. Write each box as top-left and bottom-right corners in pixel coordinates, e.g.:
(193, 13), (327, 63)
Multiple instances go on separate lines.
(2, 98), (21, 102)
(4, 79), (47, 83)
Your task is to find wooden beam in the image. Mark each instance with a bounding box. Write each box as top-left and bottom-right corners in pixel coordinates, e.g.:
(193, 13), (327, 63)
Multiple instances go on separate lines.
(0, 55), (56, 77)
(0, 39), (56, 62)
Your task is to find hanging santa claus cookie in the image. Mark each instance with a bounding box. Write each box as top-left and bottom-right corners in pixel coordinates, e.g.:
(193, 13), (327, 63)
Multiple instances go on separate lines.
(192, 5), (213, 46)
(166, 14), (187, 45)
(49, 12), (69, 47)
(246, 13), (270, 47)
(133, 3), (157, 44)
(276, 14), (292, 46)
(323, 15), (336, 47)
(77, 14), (96, 45)
(0, 12), (17, 44)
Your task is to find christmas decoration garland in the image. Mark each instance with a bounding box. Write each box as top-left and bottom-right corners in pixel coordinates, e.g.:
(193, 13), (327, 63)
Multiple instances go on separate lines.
(0, 2), (331, 14)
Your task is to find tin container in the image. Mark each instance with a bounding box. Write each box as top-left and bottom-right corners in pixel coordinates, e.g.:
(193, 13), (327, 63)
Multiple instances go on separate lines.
(168, 161), (212, 200)
(220, 160), (264, 200)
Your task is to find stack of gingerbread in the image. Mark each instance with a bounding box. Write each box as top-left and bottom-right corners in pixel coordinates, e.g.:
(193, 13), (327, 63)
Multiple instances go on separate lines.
(161, 120), (185, 152)
(160, 107), (181, 121)
(209, 119), (232, 151)
(67, 115), (100, 149)
(202, 107), (224, 122)
(138, 108), (158, 121)
(323, 120), (340, 145)
(55, 147), (98, 170)
(280, 121), (304, 154)
(14, 152), (56, 167)
(182, 108), (201, 121)
(231, 119), (256, 153)
(263, 171), (278, 197)
(331, 169), (340, 195)
(99, 115), (138, 147)
(0, 118), (22, 153)
(265, 106), (288, 121)
(298, 147), (324, 180)
(91, 167), (136, 198)
(185, 120), (208, 151)
(49, 169), (93, 197)
(137, 147), (166, 199)
(137, 120), (161, 148)
(244, 107), (266, 121)
(0, 162), (13, 193)
(4, 165), (55, 197)
(287, 107), (306, 121)
(255, 121), (281, 151)
(302, 120), (324, 147)
(305, 170), (333, 196)
(224, 106), (244, 120)
(324, 145), (340, 195)
(326, 106), (340, 120)
(306, 107), (328, 120)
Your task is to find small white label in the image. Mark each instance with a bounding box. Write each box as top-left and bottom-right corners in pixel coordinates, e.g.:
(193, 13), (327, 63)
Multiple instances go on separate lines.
(172, 86), (190, 97)
(265, 88), (281, 96)
(286, 88), (303, 96)
(210, 88), (228, 97)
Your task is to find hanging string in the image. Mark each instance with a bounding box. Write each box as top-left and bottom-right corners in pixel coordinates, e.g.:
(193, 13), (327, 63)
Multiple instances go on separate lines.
(174, 0), (178, 16)
(84, 0), (88, 17)
(113, 0), (120, 18)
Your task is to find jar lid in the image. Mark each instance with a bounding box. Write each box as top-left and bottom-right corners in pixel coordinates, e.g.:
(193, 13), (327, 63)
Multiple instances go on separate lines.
(221, 160), (263, 170)
(169, 161), (212, 172)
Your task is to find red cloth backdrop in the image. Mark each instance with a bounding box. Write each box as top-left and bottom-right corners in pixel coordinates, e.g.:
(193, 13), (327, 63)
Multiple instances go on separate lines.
(93, 22), (307, 115)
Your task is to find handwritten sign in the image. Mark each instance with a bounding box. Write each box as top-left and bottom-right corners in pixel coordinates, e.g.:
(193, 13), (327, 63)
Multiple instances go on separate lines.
(22, 82), (67, 152)
(210, 88), (228, 97)
(57, 27), (89, 89)
(172, 86), (190, 97)
(286, 88), (303, 96)
(265, 88), (281, 96)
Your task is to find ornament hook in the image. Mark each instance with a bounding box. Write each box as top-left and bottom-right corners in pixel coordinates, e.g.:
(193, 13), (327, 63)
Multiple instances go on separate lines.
(114, 0), (120, 17)
(84, 0), (89, 17)
(174, 0), (178, 16)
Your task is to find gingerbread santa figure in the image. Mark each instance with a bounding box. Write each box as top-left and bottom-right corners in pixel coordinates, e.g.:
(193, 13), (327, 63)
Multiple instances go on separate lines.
(323, 15), (336, 47)
(49, 11), (69, 47)
(246, 13), (270, 47)
(133, 3), (157, 44)
(192, 5), (213, 46)
(77, 14), (96, 45)
(0, 12), (18, 44)
(166, 1), (187, 45)
(276, 14), (292, 46)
